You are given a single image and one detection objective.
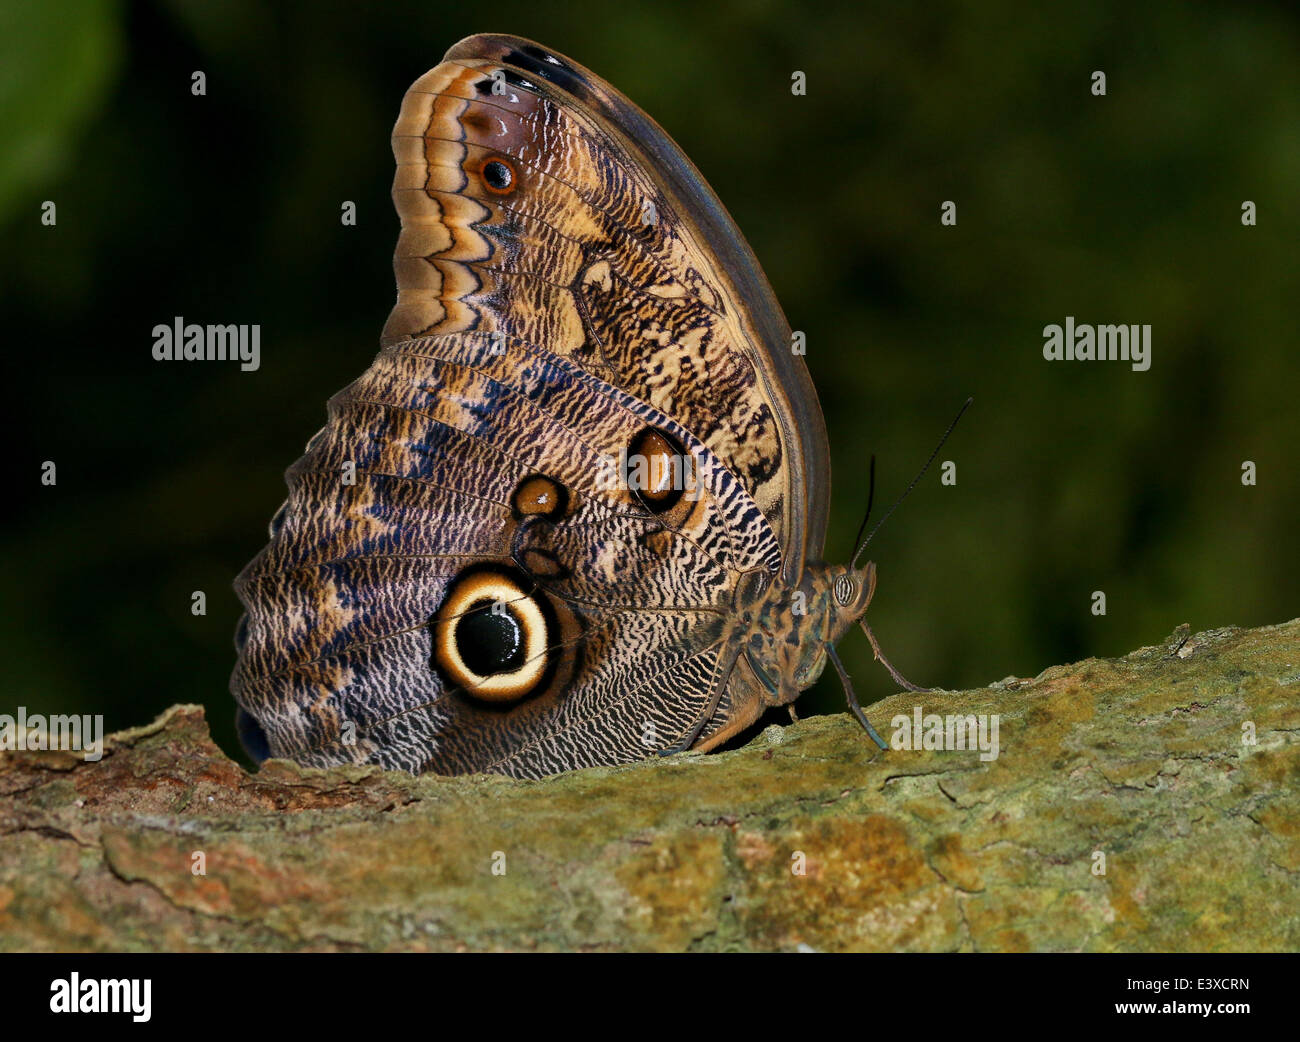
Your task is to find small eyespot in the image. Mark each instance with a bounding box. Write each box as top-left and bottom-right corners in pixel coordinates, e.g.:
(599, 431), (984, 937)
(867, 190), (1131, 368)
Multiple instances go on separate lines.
(833, 574), (855, 606)
(624, 427), (691, 514)
(512, 474), (568, 521)
(480, 157), (515, 194)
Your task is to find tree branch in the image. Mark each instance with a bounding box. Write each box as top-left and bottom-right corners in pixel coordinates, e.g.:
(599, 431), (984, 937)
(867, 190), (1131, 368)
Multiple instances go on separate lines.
(2, 619), (1298, 951)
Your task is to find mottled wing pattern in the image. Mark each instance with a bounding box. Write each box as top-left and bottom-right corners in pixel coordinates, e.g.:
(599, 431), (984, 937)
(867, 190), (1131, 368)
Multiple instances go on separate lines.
(232, 35), (830, 777)
(387, 35), (830, 565)
(233, 332), (779, 776)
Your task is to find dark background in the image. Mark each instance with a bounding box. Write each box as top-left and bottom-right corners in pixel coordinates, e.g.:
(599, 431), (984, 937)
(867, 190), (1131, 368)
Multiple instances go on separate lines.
(4, 0), (1297, 765)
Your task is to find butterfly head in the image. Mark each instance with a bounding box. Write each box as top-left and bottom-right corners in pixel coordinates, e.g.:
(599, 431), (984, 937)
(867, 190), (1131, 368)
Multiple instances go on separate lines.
(792, 559), (878, 666)
(738, 560), (879, 707)
(827, 559), (878, 631)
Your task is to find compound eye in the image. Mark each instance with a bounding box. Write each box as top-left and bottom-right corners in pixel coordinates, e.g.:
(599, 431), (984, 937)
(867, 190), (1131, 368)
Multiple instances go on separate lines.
(833, 573), (856, 606)
(432, 570), (550, 703)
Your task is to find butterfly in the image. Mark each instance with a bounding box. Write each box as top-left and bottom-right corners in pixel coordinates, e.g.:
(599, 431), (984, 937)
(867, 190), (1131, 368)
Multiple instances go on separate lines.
(231, 33), (940, 779)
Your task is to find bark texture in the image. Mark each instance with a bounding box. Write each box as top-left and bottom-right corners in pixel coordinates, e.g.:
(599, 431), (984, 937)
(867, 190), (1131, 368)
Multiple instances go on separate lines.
(2, 620), (1298, 951)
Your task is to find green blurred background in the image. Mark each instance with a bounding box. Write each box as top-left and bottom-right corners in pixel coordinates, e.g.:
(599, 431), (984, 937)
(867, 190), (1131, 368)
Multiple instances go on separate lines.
(4, 0), (1297, 765)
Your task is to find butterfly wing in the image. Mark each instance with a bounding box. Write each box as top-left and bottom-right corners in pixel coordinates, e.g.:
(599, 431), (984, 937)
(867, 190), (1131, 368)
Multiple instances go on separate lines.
(232, 35), (830, 777)
(390, 34), (831, 570)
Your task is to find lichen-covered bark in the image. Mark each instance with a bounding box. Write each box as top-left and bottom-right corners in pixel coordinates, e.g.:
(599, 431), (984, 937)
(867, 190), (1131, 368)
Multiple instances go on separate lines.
(2, 620), (1297, 951)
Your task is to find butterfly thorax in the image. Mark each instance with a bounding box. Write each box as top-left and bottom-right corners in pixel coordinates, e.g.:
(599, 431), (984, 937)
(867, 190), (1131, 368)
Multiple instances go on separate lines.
(731, 560), (878, 708)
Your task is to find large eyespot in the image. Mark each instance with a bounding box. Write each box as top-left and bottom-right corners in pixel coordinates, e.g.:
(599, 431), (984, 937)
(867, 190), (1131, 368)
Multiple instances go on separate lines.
(624, 426), (693, 514)
(833, 573), (856, 606)
(431, 569), (553, 703)
(480, 157), (516, 195)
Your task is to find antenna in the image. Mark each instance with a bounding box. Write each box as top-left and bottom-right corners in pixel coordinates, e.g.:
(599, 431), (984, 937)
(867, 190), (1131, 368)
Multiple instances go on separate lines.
(850, 396), (972, 569)
(849, 454), (877, 556)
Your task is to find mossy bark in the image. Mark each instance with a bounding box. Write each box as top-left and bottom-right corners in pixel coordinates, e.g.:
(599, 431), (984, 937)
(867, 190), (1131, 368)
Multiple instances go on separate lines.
(2, 620), (1298, 951)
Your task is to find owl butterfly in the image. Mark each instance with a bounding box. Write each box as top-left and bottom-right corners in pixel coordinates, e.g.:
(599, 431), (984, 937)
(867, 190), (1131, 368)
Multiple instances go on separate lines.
(232, 33), (939, 779)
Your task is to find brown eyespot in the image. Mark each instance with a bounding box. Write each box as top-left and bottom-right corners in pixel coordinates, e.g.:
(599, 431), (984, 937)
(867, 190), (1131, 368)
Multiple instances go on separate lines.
(431, 569), (551, 703)
(512, 474), (568, 521)
(480, 157), (516, 194)
(624, 426), (691, 514)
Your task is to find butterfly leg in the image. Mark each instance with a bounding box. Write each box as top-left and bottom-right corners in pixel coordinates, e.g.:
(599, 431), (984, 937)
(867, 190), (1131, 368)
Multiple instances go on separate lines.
(825, 643), (888, 751)
(859, 619), (931, 693)
(657, 646), (742, 757)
